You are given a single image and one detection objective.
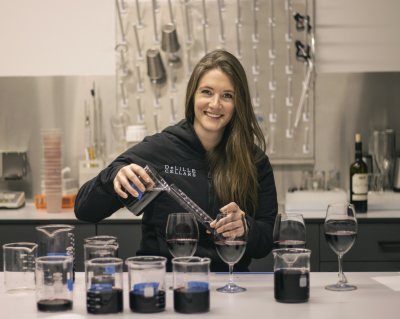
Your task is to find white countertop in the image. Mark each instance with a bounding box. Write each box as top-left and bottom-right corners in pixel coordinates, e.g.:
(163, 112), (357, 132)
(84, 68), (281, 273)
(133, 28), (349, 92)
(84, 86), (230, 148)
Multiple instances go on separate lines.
(1, 272), (399, 319)
(0, 202), (142, 221)
(1, 202), (400, 221)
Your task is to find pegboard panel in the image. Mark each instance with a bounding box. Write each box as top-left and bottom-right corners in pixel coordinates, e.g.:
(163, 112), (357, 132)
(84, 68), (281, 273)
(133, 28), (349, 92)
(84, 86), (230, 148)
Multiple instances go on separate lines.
(115, 0), (315, 164)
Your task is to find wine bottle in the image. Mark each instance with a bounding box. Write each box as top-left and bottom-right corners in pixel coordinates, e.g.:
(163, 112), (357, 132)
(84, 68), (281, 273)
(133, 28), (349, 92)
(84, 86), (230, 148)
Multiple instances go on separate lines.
(350, 134), (368, 213)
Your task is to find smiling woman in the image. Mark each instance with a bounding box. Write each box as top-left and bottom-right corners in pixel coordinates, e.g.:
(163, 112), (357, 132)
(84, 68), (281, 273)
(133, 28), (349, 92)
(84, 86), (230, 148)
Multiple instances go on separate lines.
(75, 50), (278, 272)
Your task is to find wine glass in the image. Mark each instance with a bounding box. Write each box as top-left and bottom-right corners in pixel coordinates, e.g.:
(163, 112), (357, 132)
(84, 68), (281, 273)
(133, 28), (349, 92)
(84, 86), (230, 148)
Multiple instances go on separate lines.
(273, 213), (306, 249)
(166, 213), (199, 258)
(324, 204), (358, 291)
(214, 212), (248, 293)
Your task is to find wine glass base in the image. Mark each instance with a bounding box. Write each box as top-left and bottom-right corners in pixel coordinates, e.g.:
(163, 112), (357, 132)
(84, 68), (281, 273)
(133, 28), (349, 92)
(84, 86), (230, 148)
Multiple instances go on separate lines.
(325, 284), (357, 291)
(217, 283), (246, 293)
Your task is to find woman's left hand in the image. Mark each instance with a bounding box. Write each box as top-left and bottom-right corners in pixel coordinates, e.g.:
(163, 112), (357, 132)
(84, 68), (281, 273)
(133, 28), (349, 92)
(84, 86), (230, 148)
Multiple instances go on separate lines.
(208, 202), (248, 237)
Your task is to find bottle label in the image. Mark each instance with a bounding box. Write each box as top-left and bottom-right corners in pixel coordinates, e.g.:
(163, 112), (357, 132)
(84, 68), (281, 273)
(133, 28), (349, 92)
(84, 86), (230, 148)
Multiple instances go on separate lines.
(352, 174), (368, 201)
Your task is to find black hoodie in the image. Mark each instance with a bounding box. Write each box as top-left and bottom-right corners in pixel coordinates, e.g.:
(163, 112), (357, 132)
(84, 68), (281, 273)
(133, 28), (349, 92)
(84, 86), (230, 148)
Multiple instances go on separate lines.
(74, 120), (278, 271)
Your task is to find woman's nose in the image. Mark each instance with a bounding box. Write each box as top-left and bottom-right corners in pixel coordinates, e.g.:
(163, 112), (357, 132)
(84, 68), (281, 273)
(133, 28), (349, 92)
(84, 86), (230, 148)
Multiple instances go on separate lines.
(209, 94), (221, 108)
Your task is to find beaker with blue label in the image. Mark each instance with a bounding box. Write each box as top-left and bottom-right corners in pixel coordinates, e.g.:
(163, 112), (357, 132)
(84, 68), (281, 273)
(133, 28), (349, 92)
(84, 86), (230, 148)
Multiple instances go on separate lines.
(84, 242), (119, 262)
(35, 256), (74, 312)
(36, 225), (75, 280)
(273, 248), (311, 303)
(172, 257), (211, 314)
(119, 165), (170, 216)
(86, 258), (123, 314)
(126, 256), (167, 313)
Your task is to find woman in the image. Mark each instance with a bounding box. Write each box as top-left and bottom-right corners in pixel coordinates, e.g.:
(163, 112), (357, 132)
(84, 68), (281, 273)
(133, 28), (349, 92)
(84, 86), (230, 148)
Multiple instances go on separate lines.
(74, 50), (278, 271)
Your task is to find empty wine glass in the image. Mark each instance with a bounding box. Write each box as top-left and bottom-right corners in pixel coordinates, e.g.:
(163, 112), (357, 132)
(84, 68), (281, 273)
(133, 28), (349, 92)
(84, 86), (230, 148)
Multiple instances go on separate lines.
(166, 213), (199, 258)
(373, 130), (396, 190)
(273, 213), (306, 249)
(324, 204), (358, 291)
(214, 213), (248, 293)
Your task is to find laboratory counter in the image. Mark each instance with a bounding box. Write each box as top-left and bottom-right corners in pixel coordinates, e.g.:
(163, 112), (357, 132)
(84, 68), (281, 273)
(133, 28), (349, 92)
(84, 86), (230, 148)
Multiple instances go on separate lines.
(0, 272), (399, 319)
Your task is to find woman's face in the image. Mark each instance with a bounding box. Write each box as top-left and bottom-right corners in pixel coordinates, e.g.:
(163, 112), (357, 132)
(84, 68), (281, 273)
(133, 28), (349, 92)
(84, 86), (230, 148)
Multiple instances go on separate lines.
(193, 69), (235, 145)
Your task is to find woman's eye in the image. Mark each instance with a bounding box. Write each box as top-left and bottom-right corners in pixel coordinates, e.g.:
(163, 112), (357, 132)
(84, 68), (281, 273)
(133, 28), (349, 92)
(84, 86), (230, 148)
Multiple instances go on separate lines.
(223, 93), (233, 99)
(201, 90), (211, 95)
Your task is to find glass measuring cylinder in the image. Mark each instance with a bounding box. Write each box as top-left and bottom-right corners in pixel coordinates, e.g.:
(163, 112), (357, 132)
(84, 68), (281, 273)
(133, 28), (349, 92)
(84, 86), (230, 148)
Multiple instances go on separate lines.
(119, 165), (170, 216)
(3, 242), (37, 294)
(273, 248), (311, 303)
(86, 258), (124, 314)
(84, 242), (119, 262)
(36, 225), (75, 280)
(36, 256), (74, 312)
(172, 257), (211, 314)
(168, 184), (214, 233)
(126, 256), (167, 313)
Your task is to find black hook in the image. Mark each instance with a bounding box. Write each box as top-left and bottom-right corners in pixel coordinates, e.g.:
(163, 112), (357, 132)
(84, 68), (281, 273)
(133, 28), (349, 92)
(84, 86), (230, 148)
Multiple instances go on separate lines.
(295, 41), (310, 62)
(294, 13), (312, 33)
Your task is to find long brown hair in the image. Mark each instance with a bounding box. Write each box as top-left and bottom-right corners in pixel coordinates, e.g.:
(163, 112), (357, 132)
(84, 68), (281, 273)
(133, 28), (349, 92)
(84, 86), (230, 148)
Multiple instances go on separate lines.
(185, 50), (266, 217)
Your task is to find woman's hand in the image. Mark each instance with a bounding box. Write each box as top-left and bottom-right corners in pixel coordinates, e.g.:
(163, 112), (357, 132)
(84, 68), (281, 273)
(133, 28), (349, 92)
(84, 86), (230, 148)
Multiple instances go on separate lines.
(209, 202), (248, 237)
(113, 164), (152, 198)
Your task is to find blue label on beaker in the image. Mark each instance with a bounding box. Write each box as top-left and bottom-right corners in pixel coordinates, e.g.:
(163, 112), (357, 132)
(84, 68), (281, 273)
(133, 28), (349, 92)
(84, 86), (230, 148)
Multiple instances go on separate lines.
(133, 282), (159, 292)
(90, 284), (113, 292)
(47, 252), (68, 256)
(129, 181), (144, 200)
(187, 281), (209, 292)
(67, 279), (73, 291)
(105, 265), (115, 275)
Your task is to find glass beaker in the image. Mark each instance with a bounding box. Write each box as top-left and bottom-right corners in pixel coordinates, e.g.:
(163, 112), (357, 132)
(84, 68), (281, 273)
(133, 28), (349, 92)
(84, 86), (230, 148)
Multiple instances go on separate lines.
(36, 224), (75, 280)
(119, 165), (170, 216)
(84, 235), (118, 244)
(84, 242), (119, 262)
(126, 256), (167, 313)
(172, 257), (211, 314)
(273, 248), (311, 303)
(86, 258), (124, 314)
(3, 242), (37, 294)
(36, 256), (74, 312)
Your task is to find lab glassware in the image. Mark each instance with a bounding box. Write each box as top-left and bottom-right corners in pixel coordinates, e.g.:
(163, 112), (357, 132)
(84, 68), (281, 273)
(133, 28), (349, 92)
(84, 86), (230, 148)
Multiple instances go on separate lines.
(84, 242), (119, 262)
(126, 256), (167, 313)
(168, 184), (214, 232)
(84, 235), (118, 244)
(166, 213), (199, 258)
(119, 165), (170, 216)
(373, 130), (396, 190)
(324, 204), (358, 291)
(214, 212), (248, 293)
(36, 256), (74, 312)
(86, 258), (124, 314)
(36, 225), (75, 280)
(172, 257), (211, 313)
(273, 248), (311, 303)
(3, 242), (37, 294)
(273, 213), (306, 249)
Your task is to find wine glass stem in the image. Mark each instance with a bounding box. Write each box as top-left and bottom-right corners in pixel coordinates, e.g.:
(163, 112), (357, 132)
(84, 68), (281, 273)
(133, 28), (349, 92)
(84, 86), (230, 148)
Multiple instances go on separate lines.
(229, 263), (234, 286)
(337, 254), (345, 285)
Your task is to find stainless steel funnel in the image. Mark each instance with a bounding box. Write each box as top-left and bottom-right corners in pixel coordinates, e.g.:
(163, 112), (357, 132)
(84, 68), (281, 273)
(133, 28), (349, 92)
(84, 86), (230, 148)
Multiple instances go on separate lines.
(161, 23), (180, 53)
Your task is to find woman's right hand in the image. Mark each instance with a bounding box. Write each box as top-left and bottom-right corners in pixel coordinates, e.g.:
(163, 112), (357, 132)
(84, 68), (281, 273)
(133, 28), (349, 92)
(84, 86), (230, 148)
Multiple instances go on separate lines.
(113, 164), (152, 199)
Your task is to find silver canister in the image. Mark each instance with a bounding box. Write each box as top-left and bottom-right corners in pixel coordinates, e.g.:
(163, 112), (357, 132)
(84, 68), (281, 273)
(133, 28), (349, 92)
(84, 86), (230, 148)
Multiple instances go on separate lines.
(394, 156), (400, 192)
(161, 23), (181, 63)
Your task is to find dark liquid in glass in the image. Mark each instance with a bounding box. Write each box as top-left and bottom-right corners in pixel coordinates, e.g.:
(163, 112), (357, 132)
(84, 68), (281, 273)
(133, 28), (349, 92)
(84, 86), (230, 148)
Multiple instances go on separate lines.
(129, 290), (165, 313)
(274, 269), (309, 303)
(274, 240), (306, 249)
(167, 239), (198, 257)
(174, 287), (210, 313)
(87, 288), (123, 314)
(325, 231), (357, 255)
(215, 241), (246, 264)
(37, 299), (73, 312)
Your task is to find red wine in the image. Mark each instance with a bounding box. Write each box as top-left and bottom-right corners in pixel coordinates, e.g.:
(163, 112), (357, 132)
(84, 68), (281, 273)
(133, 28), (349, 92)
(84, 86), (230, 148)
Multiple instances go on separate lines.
(350, 134), (368, 213)
(274, 240), (306, 249)
(129, 290), (165, 313)
(174, 287), (209, 313)
(37, 299), (73, 312)
(274, 269), (309, 303)
(167, 239), (198, 257)
(87, 288), (123, 314)
(215, 241), (246, 264)
(325, 231), (357, 255)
